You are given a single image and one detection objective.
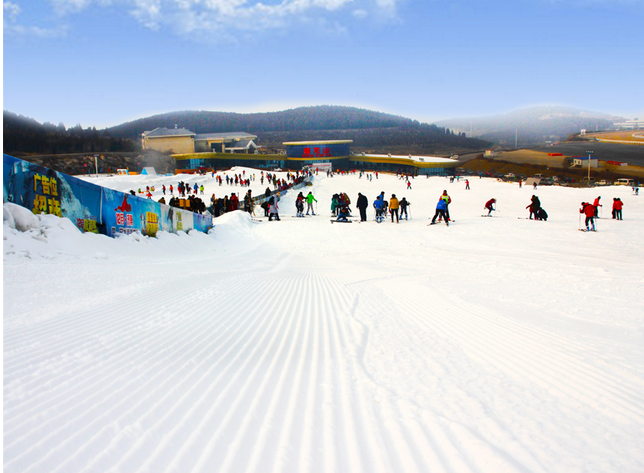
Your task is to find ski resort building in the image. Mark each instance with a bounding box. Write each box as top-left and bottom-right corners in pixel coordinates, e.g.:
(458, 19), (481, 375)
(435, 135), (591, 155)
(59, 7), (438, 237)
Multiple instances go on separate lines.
(142, 127), (257, 155)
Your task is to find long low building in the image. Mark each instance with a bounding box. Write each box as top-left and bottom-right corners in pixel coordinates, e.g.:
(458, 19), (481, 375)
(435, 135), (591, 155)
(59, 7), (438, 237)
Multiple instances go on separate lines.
(173, 147), (459, 176)
(173, 139), (459, 174)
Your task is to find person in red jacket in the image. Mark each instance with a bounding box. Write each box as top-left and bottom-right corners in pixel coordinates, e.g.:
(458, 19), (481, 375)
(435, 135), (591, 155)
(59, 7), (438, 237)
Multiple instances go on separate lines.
(580, 202), (596, 231)
(484, 198), (496, 216)
(593, 196), (602, 217)
(612, 198), (624, 220)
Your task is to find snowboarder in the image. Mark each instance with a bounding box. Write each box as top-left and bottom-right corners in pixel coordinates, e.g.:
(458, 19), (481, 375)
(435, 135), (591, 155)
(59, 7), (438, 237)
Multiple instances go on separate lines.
(336, 205), (351, 222)
(485, 198), (496, 216)
(580, 202), (596, 231)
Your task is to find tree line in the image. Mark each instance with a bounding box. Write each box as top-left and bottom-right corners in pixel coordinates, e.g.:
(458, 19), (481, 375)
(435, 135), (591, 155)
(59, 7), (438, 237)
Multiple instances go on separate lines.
(3, 111), (138, 156)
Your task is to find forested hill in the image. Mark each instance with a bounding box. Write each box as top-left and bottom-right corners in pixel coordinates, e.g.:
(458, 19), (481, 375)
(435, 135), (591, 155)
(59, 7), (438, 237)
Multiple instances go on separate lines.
(3, 111), (137, 156)
(107, 105), (490, 152)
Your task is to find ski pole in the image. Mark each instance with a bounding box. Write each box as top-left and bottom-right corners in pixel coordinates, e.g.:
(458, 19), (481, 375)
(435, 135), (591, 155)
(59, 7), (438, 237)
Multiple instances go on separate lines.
(578, 212), (581, 230)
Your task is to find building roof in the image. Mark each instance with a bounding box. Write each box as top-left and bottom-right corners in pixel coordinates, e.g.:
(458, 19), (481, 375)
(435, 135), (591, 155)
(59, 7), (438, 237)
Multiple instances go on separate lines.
(142, 127), (196, 138)
(194, 132), (257, 142)
(225, 140), (258, 151)
(353, 153), (460, 168)
(283, 140), (353, 145)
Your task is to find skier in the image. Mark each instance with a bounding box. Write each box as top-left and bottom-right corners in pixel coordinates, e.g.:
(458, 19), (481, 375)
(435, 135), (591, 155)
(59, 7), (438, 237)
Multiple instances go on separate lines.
(295, 194), (304, 217)
(162, 185), (166, 195)
(527, 195), (541, 220)
(440, 190), (452, 222)
(612, 198), (623, 220)
(593, 196), (602, 217)
(431, 198), (449, 226)
(305, 192), (317, 215)
(580, 202), (596, 231)
(268, 196), (280, 221)
(484, 198), (496, 216)
(465, 179), (470, 190)
(389, 194), (400, 223)
(331, 194), (339, 217)
(399, 197), (410, 220)
(243, 190), (253, 214)
(373, 195), (385, 223)
(356, 192), (368, 222)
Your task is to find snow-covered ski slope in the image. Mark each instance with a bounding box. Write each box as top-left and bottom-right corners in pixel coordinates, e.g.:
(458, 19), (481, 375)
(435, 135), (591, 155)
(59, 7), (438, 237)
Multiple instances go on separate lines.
(4, 170), (644, 473)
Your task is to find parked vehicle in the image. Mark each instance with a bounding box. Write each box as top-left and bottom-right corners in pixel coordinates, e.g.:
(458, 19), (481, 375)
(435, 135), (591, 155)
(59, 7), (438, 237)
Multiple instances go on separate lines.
(615, 178), (635, 186)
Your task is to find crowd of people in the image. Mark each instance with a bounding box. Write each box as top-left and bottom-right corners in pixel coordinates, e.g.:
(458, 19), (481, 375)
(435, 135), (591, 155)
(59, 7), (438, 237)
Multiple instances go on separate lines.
(128, 170), (633, 230)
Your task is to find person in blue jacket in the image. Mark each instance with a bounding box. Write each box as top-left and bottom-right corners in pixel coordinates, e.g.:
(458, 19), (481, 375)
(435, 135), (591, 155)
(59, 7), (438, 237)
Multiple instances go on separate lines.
(431, 198), (449, 226)
(373, 195), (385, 222)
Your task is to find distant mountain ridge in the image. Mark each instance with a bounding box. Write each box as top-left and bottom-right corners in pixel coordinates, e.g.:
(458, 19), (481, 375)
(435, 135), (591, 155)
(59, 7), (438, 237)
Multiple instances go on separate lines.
(436, 106), (623, 148)
(106, 105), (490, 153)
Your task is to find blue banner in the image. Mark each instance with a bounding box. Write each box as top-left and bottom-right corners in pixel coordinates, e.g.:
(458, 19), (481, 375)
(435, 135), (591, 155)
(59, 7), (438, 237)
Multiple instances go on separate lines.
(3, 154), (212, 237)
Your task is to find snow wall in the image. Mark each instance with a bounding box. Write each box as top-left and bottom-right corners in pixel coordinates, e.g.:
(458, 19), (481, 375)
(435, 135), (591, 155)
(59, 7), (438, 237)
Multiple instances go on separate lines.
(3, 154), (213, 237)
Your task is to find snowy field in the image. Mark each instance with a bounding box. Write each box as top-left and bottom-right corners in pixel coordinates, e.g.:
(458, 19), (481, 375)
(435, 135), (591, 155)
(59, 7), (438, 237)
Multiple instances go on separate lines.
(4, 169), (644, 473)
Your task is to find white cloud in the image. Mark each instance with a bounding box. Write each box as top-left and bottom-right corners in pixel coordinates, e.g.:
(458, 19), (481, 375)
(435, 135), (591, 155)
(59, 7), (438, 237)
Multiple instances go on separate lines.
(352, 8), (368, 18)
(4, 1), (65, 37)
(22, 0), (400, 39)
(4, 1), (21, 20)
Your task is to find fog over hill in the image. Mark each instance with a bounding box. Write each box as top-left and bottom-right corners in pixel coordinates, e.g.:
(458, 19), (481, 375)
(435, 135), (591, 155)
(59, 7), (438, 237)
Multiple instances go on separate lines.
(436, 106), (623, 148)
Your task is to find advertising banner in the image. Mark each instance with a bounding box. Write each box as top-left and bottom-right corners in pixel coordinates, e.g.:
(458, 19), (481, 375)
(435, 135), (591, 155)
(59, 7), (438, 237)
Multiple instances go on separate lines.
(3, 154), (102, 233)
(3, 154), (212, 238)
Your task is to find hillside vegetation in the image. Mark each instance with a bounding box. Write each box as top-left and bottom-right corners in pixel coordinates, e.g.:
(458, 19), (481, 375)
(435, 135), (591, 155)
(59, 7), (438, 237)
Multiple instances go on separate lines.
(107, 105), (490, 153)
(3, 111), (137, 156)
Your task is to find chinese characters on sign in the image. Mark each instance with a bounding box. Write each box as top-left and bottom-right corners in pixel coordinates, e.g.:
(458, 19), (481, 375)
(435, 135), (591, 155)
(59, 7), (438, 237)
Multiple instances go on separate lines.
(112, 208), (136, 237)
(76, 218), (98, 233)
(145, 212), (159, 237)
(32, 174), (62, 217)
(302, 147), (331, 158)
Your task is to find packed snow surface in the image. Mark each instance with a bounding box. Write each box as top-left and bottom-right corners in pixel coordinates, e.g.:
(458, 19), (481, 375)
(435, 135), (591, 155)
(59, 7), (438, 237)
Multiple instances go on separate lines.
(4, 169), (644, 472)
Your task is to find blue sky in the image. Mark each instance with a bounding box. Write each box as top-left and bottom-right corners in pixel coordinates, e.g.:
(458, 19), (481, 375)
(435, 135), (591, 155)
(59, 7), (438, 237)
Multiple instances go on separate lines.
(3, 0), (643, 129)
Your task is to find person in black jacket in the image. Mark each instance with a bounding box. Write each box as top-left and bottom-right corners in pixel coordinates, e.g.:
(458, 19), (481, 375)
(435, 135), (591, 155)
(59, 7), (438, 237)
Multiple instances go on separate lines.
(356, 193), (368, 221)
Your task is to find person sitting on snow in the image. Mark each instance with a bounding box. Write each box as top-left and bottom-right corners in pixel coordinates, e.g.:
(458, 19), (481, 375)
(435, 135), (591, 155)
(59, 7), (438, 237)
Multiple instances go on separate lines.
(336, 205), (351, 222)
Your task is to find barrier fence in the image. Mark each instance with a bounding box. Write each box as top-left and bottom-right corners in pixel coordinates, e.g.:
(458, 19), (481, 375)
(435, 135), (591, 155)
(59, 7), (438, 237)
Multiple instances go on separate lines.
(3, 154), (212, 237)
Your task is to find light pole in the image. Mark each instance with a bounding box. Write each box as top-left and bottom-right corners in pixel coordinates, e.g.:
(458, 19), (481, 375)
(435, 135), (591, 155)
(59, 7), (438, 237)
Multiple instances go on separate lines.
(586, 150), (593, 186)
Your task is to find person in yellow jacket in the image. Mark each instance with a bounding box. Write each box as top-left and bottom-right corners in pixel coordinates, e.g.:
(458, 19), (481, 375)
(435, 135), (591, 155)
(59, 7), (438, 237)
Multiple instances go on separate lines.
(389, 194), (400, 223)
